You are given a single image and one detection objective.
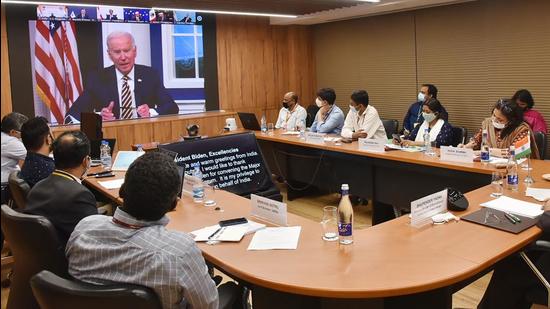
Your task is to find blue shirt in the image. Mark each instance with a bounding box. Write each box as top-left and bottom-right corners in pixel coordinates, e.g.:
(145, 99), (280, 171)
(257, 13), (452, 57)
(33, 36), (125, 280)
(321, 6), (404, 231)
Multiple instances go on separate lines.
(310, 105), (345, 135)
(403, 101), (449, 132)
(20, 152), (55, 187)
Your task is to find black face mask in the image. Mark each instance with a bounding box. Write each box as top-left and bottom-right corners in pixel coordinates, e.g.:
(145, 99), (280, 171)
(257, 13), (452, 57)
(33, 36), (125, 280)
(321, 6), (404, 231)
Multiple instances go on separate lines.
(282, 101), (289, 109)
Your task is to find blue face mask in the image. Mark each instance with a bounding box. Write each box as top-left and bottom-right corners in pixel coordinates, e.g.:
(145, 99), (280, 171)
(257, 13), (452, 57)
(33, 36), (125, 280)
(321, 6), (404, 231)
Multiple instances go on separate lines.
(349, 105), (358, 114)
(422, 112), (437, 123)
(418, 92), (426, 102)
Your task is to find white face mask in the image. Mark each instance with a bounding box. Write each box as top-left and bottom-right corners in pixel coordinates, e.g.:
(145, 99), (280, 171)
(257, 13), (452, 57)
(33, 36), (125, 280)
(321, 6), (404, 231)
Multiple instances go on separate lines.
(422, 112), (436, 123)
(315, 98), (324, 108)
(418, 92), (426, 102)
(349, 105), (358, 114)
(492, 118), (506, 129)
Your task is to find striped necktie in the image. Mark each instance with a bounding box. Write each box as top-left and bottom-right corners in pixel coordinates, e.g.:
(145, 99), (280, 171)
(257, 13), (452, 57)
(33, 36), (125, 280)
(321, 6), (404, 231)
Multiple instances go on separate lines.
(120, 75), (133, 119)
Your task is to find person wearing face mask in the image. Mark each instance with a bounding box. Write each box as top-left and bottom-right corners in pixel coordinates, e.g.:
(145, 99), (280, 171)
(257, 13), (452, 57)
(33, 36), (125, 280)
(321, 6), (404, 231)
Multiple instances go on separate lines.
(275, 92), (307, 130)
(25, 130), (97, 247)
(397, 98), (453, 147)
(20, 117), (55, 188)
(310, 88), (345, 134)
(402, 84), (449, 136)
(341, 90), (387, 140)
(512, 89), (547, 134)
(461, 99), (540, 159)
(1, 112), (28, 204)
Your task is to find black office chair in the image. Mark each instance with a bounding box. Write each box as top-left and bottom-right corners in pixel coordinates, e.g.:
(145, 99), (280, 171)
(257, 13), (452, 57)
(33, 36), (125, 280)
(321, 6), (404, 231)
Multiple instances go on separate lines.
(8, 171), (31, 210)
(534, 131), (547, 159)
(305, 104), (319, 128)
(1, 205), (68, 309)
(451, 126), (468, 147)
(522, 240), (550, 307)
(30, 270), (162, 309)
(381, 119), (399, 139)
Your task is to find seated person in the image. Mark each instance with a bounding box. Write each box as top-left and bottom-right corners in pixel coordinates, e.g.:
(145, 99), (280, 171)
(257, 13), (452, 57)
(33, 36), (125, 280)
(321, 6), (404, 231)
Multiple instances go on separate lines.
(275, 92), (307, 130)
(20, 117), (55, 187)
(397, 98), (453, 148)
(310, 88), (345, 134)
(67, 152), (233, 309)
(1, 112), (28, 204)
(512, 89), (547, 133)
(462, 99), (539, 159)
(341, 90), (387, 140)
(25, 131), (97, 246)
(477, 201), (549, 309)
(403, 84), (448, 135)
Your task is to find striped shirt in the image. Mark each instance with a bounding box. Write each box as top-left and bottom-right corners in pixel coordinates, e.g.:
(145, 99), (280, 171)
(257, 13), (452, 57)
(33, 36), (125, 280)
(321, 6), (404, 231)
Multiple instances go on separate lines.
(66, 208), (218, 309)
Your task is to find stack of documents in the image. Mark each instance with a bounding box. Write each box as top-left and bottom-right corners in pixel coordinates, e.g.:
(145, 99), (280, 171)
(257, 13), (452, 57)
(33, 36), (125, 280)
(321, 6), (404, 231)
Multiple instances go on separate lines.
(247, 226), (301, 251)
(525, 188), (550, 202)
(191, 220), (266, 242)
(480, 196), (544, 219)
(384, 144), (424, 153)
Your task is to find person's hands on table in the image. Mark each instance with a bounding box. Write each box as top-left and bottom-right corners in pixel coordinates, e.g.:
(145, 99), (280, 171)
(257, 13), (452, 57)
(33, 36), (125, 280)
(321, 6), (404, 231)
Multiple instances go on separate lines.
(137, 104), (151, 118)
(352, 130), (368, 140)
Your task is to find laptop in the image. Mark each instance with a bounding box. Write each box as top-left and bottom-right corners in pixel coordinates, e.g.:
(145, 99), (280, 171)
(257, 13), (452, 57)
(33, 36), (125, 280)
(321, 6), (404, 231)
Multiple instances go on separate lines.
(237, 112), (261, 131)
(111, 151), (145, 171)
(158, 148), (186, 198)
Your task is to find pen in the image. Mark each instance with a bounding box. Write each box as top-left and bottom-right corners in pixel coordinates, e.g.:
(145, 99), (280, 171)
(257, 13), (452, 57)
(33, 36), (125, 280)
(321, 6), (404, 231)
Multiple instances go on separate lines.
(208, 227), (224, 240)
(87, 170), (112, 177)
(508, 212), (522, 223)
(503, 212), (517, 224)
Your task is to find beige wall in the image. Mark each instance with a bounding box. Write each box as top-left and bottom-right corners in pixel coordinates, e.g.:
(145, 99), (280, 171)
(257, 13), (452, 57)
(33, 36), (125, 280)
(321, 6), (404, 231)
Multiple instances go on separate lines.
(314, 0), (550, 156)
(1, 5), (13, 118)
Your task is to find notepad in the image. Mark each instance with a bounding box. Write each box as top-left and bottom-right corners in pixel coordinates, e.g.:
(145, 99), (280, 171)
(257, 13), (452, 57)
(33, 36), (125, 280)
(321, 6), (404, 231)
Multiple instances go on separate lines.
(191, 220), (265, 242)
(247, 226), (301, 250)
(480, 196), (544, 219)
(98, 178), (124, 190)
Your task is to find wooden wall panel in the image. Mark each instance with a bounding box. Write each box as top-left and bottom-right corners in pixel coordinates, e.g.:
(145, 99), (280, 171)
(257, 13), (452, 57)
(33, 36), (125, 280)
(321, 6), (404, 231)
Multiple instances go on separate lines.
(216, 16), (317, 124)
(1, 6), (13, 118)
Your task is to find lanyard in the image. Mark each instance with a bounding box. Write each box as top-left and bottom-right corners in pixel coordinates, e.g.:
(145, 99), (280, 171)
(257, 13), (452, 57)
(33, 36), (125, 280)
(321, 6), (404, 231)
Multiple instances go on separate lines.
(52, 170), (78, 182)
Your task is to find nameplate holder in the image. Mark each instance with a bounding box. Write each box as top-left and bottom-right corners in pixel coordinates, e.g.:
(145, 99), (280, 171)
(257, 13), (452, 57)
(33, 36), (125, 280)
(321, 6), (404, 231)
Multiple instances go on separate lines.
(440, 146), (474, 163)
(358, 138), (386, 153)
(182, 174), (200, 197)
(250, 194), (287, 226)
(410, 189), (448, 228)
(305, 132), (325, 144)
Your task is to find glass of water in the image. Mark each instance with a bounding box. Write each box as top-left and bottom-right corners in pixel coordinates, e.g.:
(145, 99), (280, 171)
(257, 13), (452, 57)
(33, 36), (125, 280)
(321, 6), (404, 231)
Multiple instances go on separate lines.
(321, 206), (339, 241)
(490, 171), (504, 198)
(267, 123), (275, 135)
(203, 179), (217, 207)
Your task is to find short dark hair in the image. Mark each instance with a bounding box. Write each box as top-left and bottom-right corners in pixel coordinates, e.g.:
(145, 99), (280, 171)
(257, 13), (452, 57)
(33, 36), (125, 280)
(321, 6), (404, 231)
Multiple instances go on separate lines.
(120, 152), (181, 221)
(1, 112), (28, 134)
(423, 98), (444, 119)
(493, 98), (524, 139)
(511, 89), (534, 109)
(52, 131), (90, 169)
(350, 90), (369, 107)
(21, 117), (50, 152)
(421, 84), (438, 99)
(316, 88), (336, 105)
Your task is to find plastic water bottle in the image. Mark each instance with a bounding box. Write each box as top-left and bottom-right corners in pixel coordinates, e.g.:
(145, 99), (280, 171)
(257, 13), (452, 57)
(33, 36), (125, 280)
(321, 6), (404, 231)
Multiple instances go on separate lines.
(506, 146), (519, 192)
(100, 140), (112, 169)
(423, 128), (435, 156)
(192, 164), (204, 203)
(260, 114), (267, 133)
(136, 144), (144, 153)
(338, 184), (354, 245)
(298, 120), (306, 140)
(480, 129), (490, 162)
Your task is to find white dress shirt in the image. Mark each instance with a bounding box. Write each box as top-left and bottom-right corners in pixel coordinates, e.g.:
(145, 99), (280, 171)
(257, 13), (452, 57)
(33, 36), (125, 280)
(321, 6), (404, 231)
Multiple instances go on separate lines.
(275, 104), (307, 130)
(115, 67), (158, 119)
(341, 105), (387, 139)
(1, 132), (27, 183)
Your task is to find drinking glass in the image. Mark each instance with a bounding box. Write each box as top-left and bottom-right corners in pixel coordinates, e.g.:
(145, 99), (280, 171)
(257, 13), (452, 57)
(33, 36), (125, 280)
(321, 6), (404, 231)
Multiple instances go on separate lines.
(490, 171), (504, 198)
(296, 120), (306, 140)
(320, 206), (339, 241)
(203, 179), (217, 207)
(267, 123), (275, 135)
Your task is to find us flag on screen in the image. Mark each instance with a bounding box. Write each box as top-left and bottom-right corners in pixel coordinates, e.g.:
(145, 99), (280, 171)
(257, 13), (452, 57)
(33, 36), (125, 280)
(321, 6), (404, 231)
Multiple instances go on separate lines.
(34, 19), (83, 124)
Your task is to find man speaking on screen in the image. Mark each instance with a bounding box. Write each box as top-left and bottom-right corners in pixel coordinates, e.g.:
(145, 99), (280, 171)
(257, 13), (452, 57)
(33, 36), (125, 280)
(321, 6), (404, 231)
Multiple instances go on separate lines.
(66, 31), (178, 123)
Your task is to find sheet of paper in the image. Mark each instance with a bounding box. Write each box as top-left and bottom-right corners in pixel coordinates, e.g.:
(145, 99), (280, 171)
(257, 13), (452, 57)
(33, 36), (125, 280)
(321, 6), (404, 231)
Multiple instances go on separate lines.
(98, 178), (124, 190)
(480, 196), (544, 219)
(525, 187), (550, 202)
(191, 220), (266, 242)
(281, 131), (300, 135)
(247, 226), (301, 250)
(385, 144), (424, 153)
(192, 224), (248, 242)
(323, 137), (341, 142)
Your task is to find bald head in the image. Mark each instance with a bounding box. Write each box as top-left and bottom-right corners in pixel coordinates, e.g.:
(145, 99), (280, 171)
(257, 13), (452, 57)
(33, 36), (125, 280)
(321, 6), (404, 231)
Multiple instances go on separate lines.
(52, 131), (90, 170)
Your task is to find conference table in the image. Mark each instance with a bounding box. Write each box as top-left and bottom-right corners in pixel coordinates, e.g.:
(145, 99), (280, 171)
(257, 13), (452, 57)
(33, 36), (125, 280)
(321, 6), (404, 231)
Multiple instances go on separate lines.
(84, 142), (549, 309)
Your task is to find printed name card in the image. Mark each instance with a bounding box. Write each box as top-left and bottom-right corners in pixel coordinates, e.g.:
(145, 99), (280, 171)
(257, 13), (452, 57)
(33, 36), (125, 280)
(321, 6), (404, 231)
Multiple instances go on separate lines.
(305, 132), (325, 144)
(440, 146), (474, 163)
(358, 138), (386, 153)
(411, 189), (448, 228)
(251, 194), (287, 226)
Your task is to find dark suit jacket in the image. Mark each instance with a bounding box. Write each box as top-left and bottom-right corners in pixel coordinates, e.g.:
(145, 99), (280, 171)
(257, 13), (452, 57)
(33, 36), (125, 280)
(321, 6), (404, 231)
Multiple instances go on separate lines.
(105, 14), (118, 20)
(67, 64), (178, 122)
(24, 172), (97, 246)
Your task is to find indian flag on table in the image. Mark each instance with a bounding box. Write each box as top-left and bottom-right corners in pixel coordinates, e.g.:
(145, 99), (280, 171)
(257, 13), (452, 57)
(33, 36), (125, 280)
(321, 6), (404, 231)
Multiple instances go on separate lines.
(514, 135), (531, 159)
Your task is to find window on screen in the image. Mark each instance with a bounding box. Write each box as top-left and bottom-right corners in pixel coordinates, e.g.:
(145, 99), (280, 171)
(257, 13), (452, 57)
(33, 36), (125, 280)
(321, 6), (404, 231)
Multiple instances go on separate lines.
(161, 25), (204, 89)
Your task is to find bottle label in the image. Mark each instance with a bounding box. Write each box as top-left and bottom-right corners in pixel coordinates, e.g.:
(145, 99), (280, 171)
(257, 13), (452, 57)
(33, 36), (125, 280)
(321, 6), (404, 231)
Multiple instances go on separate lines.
(507, 175), (518, 185)
(480, 151), (490, 161)
(338, 223), (352, 237)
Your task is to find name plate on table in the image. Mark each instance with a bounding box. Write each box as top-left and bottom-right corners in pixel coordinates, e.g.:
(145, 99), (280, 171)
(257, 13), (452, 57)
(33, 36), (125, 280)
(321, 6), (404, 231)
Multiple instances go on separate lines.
(411, 189), (448, 228)
(251, 194), (287, 226)
(182, 175), (200, 197)
(440, 146), (474, 163)
(358, 138), (386, 153)
(305, 132), (325, 144)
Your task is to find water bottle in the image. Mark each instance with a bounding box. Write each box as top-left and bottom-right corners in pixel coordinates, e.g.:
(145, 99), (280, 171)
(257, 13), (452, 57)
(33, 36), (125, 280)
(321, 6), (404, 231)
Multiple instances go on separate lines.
(260, 114), (267, 133)
(136, 144), (144, 153)
(338, 184), (354, 245)
(506, 146), (518, 192)
(100, 140), (112, 169)
(192, 164), (204, 203)
(423, 128), (434, 156)
(298, 119), (306, 140)
(480, 129), (490, 162)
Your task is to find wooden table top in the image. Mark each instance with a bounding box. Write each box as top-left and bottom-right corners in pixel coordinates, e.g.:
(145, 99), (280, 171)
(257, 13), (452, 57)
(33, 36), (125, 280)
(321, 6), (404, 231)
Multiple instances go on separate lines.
(84, 159), (550, 298)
